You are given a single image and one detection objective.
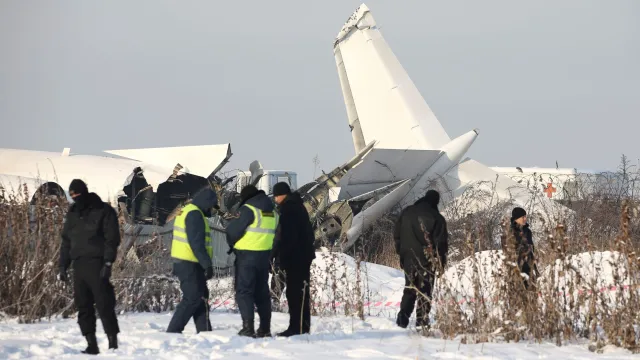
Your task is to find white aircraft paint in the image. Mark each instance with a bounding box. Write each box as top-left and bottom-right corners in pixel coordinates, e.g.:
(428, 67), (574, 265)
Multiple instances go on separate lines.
(0, 144), (231, 204)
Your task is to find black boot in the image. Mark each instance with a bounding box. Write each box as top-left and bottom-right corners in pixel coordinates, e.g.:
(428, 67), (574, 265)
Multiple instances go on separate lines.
(256, 317), (271, 338)
(107, 333), (118, 350)
(276, 328), (296, 337)
(396, 311), (409, 329)
(81, 333), (99, 355)
(237, 321), (255, 337)
(256, 323), (271, 338)
(255, 327), (271, 338)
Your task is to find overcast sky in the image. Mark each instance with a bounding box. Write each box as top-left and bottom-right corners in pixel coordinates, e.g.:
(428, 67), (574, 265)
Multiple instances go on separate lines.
(1, 1), (638, 184)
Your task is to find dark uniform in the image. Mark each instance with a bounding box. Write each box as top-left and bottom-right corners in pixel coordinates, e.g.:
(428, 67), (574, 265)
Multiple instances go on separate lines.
(58, 179), (121, 355)
(511, 207), (536, 289)
(226, 185), (277, 338)
(166, 188), (218, 334)
(271, 182), (316, 336)
(394, 190), (448, 330)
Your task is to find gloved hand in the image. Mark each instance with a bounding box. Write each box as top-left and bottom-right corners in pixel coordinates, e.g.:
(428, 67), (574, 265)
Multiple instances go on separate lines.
(204, 266), (214, 280)
(100, 262), (112, 280)
(57, 267), (68, 282)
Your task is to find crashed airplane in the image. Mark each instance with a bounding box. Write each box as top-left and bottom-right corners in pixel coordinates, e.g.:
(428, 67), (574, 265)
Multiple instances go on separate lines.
(1, 4), (569, 272)
(312, 4), (567, 249)
(214, 3), (568, 253)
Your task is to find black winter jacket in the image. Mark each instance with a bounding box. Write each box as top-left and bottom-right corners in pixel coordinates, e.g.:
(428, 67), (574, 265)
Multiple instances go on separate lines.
(59, 193), (121, 270)
(512, 222), (534, 263)
(272, 192), (316, 270)
(178, 188), (218, 269)
(225, 190), (274, 251)
(394, 197), (448, 268)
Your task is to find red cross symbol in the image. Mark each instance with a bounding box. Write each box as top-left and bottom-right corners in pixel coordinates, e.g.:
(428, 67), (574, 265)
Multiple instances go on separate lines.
(543, 182), (556, 198)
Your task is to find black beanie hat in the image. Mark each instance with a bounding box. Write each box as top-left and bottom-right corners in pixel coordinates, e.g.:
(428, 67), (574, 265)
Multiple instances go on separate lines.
(511, 207), (526, 221)
(240, 185), (259, 204)
(69, 179), (88, 196)
(272, 182), (291, 197)
(424, 189), (440, 207)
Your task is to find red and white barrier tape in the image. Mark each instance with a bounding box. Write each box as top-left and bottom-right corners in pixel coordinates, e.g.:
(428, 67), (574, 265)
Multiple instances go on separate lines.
(183, 284), (637, 310)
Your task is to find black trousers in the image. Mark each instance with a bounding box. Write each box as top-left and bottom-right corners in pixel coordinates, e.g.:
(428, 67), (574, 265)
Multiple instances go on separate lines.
(167, 261), (212, 333)
(284, 263), (311, 333)
(73, 258), (120, 336)
(398, 253), (435, 327)
(234, 250), (271, 328)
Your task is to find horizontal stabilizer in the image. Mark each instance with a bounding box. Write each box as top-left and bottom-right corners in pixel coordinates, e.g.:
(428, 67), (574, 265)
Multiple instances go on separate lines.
(338, 148), (441, 199)
(104, 144), (231, 179)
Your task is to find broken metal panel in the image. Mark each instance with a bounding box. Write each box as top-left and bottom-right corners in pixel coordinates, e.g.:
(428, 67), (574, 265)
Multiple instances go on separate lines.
(207, 144), (233, 180)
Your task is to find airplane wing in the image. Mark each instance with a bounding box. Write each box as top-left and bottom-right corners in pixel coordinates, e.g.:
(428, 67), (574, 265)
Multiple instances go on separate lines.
(104, 144), (231, 179)
(334, 4), (450, 152)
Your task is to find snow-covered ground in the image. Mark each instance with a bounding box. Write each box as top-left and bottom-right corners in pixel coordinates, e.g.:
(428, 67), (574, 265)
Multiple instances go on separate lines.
(2, 249), (638, 358)
(1, 311), (637, 359)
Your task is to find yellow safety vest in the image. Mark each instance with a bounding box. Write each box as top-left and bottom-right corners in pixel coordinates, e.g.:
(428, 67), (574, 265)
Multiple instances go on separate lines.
(233, 204), (278, 251)
(171, 203), (212, 262)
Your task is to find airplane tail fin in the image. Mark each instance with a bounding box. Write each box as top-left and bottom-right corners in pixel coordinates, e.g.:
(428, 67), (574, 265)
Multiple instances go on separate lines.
(334, 4), (451, 152)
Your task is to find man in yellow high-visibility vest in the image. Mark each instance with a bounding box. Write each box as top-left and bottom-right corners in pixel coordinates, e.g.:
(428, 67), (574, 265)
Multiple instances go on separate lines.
(225, 185), (278, 338)
(166, 187), (218, 334)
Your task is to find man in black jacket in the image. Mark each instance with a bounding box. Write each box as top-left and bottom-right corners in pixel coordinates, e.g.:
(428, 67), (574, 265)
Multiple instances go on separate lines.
(226, 185), (276, 337)
(271, 182), (316, 337)
(58, 179), (121, 355)
(511, 207), (536, 289)
(166, 187), (218, 334)
(394, 190), (448, 330)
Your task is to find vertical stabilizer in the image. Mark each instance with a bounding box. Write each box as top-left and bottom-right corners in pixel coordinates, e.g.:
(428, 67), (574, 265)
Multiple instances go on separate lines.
(333, 4), (451, 151)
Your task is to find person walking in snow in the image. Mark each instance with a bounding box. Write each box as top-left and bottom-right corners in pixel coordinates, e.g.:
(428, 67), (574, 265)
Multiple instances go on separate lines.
(271, 182), (316, 337)
(510, 207), (536, 289)
(58, 179), (121, 355)
(394, 189), (448, 331)
(166, 187), (218, 334)
(226, 185), (278, 338)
